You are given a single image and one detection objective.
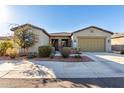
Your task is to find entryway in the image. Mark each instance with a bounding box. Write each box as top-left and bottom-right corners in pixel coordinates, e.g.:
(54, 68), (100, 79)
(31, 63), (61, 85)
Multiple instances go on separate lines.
(51, 38), (71, 51)
(51, 39), (59, 51)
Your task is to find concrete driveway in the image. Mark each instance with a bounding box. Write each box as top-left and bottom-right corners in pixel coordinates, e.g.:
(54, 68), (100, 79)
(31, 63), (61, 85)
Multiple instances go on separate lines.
(34, 52), (124, 78)
(0, 52), (124, 78)
(1, 53), (124, 88)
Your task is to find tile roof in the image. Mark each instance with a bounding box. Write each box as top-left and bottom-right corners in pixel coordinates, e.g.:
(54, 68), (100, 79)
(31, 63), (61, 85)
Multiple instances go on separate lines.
(10, 24), (114, 37)
(10, 23), (50, 36)
(112, 33), (124, 38)
(72, 26), (113, 35)
(50, 32), (72, 36)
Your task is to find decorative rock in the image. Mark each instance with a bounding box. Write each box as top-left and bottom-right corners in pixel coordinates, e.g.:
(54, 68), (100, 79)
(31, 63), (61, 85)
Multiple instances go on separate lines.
(0, 61), (56, 78)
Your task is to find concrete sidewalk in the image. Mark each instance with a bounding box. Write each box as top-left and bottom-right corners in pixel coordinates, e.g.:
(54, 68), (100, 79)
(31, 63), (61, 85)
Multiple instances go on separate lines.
(0, 77), (124, 88)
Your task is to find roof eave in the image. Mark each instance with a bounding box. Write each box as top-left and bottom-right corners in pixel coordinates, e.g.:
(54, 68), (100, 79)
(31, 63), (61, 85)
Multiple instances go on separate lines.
(10, 24), (50, 37)
(72, 26), (113, 35)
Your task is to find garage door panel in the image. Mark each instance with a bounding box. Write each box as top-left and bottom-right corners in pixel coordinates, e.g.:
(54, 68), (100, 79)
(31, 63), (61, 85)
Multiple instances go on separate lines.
(78, 38), (105, 52)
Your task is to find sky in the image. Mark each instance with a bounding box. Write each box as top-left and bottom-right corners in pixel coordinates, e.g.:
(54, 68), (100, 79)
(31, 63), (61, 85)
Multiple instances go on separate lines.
(0, 5), (124, 36)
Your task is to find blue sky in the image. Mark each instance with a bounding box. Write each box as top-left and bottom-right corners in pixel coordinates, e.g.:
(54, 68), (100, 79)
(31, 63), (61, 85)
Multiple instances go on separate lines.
(0, 5), (124, 36)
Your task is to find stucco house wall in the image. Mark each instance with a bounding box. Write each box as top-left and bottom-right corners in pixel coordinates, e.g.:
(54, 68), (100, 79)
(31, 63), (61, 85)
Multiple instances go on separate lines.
(11, 24), (113, 52)
(27, 27), (49, 53)
(12, 24), (49, 53)
(72, 27), (112, 52)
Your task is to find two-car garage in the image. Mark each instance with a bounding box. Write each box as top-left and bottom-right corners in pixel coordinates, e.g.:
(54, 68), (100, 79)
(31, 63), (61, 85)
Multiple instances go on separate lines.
(78, 37), (105, 52)
(72, 26), (113, 52)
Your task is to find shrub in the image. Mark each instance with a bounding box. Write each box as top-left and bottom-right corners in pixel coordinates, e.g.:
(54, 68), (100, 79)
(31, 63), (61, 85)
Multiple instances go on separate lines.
(50, 53), (55, 59)
(120, 50), (124, 54)
(6, 48), (12, 56)
(9, 48), (18, 59)
(71, 48), (81, 54)
(27, 52), (37, 59)
(61, 47), (71, 58)
(0, 41), (13, 56)
(38, 46), (52, 57)
(50, 47), (56, 59)
(74, 54), (81, 58)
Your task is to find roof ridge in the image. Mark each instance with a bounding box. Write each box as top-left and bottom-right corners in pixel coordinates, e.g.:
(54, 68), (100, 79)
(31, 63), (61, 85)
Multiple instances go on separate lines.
(10, 23), (50, 36)
(73, 25), (113, 34)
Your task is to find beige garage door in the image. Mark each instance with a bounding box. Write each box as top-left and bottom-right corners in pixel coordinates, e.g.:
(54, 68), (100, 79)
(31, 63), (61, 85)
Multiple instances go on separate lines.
(78, 37), (105, 52)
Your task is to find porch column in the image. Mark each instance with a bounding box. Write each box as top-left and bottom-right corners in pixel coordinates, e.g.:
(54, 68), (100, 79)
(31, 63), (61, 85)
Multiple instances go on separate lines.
(68, 39), (72, 47)
(58, 39), (62, 50)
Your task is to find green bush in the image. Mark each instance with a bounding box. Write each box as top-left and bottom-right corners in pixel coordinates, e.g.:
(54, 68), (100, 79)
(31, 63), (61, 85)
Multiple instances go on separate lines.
(61, 47), (71, 58)
(0, 41), (13, 56)
(27, 52), (37, 59)
(120, 50), (124, 54)
(38, 46), (52, 57)
(74, 54), (81, 58)
(50, 47), (56, 59)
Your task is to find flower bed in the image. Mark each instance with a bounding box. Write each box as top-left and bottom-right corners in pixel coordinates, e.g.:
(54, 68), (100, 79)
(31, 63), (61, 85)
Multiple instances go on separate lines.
(0, 56), (26, 60)
(34, 56), (94, 62)
(0, 55), (94, 62)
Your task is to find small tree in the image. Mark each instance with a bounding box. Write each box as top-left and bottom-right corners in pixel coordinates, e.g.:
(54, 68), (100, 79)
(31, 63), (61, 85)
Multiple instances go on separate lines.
(14, 28), (37, 55)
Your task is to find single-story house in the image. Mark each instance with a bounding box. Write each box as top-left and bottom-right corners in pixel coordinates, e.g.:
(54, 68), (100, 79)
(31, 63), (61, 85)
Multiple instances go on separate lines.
(0, 36), (13, 43)
(111, 33), (124, 51)
(11, 24), (113, 53)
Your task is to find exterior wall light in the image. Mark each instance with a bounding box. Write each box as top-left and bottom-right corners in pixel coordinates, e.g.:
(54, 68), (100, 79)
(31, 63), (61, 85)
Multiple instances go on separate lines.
(74, 40), (76, 42)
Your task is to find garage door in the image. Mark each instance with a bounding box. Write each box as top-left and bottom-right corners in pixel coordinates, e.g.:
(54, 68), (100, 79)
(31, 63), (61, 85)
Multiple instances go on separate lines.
(78, 37), (105, 52)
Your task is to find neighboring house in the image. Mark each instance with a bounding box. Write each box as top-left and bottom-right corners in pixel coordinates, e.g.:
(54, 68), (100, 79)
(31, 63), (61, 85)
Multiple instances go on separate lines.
(11, 24), (113, 53)
(0, 36), (13, 42)
(111, 33), (124, 51)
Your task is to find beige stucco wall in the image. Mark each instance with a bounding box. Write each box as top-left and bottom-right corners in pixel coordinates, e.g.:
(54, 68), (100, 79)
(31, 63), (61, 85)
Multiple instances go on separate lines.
(72, 27), (112, 52)
(28, 27), (49, 53)
(14, 26), (49, 53)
